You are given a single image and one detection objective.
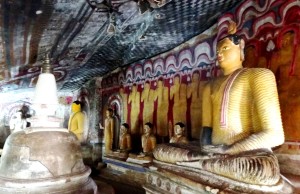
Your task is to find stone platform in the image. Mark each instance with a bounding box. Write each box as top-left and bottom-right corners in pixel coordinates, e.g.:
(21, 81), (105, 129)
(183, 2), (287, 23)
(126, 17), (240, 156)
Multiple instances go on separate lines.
(98, 156), (296, 194)
(143, 160), (294, 194)
(98, 156), (149, 194)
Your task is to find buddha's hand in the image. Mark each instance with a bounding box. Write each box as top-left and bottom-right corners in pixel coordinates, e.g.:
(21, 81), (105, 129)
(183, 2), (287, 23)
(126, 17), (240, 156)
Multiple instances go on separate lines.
(201, 144), (228, 154)
(137, 152), (146, 158)
(99, 123), (104, 129)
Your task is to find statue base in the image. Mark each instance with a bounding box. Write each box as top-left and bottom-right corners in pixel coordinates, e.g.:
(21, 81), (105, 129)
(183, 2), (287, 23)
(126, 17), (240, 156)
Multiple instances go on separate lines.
(143, 160), (294, 194)
(100, 157), (149, 193)
(126, 153), (153, 164)
(104, 150), (129, 161)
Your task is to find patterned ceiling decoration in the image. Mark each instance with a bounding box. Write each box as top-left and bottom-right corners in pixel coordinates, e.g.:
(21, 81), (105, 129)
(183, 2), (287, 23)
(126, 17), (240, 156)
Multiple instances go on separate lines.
(0, 0), (241, 92)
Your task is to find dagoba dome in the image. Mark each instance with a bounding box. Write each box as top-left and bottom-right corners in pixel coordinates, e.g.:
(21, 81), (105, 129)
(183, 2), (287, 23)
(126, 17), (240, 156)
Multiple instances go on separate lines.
(0, 128), (98, 193)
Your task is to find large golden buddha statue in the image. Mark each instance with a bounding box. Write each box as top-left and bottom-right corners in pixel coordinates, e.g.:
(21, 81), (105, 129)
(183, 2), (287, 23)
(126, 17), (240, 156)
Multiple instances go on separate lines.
(153, 33), (292, 191)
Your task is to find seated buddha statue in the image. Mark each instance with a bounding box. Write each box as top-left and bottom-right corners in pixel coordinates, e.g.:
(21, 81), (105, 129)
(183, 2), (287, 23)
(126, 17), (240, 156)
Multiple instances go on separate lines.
(126, 122), (156, 163)
(169, 122), (188, 144)
(153, 33), (289, 188)
(119, 123), (132, 152)
(140, 122), (156, 157)
(9, 111), (27, 134)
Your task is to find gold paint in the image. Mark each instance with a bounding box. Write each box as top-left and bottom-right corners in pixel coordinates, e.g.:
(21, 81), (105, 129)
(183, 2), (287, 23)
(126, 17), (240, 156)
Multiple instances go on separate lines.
(119, 87), (128, 123)
(128, 85), (140, 134)
(141, 82), (154, 125)
(154, 36), (285, 186)
(202, 37), (284, 153)
(187, 73), (206, 139)
(170, 76), (187, 127)
(270, 31), (300, 140)
(68, 102), (85, 142)
(154, 80), (169, 136)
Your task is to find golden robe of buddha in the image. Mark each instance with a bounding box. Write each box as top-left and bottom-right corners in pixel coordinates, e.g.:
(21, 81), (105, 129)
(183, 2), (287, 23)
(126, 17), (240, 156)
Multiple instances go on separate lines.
(153, 35), (286, 187)
(104, 108), (114, 153)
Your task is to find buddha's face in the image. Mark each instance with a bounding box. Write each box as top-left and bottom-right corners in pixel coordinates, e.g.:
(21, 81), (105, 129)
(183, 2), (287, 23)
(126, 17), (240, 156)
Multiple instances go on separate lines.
(216, 38), (241, 69)
(120, 125), (127, 135)
(106, 110), (113, 117)
(174, 125), (184, 135)
(71, 103), (81, 113)
(144, 125), (151, 135)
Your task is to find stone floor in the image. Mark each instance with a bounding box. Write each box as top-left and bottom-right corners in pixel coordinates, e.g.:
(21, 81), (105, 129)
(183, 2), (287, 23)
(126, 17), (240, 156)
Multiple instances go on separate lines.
(93, 176), (145, 194)
(94, 179), (115, 194)
(283, 173), (300, 194)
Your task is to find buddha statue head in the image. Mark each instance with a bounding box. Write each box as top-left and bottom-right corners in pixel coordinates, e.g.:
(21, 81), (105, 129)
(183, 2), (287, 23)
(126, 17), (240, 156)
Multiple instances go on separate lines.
(144, 122), (153, 136)
(106, 108), (113, 118)
(71, 100), (82, 113)
(174, 122), (185, 136)
(120, 123), (129, 135)
(216, 34), (245, 75)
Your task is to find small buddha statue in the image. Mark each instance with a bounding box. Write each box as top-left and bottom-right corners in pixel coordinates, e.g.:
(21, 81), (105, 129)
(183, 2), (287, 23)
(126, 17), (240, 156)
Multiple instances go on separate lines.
(126, 122), (156, 163)
(153, 30), (292, 192)
(169, 122), (188, 144)
(140, 122), (156, 157)
(68, 101), (85, 142)
(9, 111), (27, 134)
(119, 123), (131, 152)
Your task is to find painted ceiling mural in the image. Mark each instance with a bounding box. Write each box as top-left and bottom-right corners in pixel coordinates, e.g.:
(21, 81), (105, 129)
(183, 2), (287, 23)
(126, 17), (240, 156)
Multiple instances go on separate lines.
(0, 0), (242, 92)
(99, 0), (300, 142)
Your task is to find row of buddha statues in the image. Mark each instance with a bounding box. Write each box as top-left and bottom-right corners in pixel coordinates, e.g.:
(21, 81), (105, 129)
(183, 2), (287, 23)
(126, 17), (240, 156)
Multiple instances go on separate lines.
(102, 106), (189, 157)
(99, 28), (294, 192)
(67, 22), (293, 191)
(119, 71), (205, 139)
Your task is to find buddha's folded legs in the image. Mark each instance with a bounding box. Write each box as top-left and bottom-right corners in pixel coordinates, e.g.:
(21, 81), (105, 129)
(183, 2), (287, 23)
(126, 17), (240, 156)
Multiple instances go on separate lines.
(178, 150), (280, 185)
(153, 144), (281, 186)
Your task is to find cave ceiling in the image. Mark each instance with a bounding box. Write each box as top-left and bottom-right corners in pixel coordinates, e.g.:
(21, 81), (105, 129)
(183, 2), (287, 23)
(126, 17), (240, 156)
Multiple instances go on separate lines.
(0, 0), (241, 92)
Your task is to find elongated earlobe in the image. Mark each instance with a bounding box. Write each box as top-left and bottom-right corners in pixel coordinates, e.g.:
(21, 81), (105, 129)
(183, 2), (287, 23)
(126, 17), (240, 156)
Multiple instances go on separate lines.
(239, 39), (245, 61)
